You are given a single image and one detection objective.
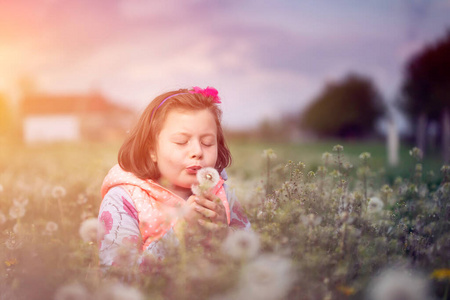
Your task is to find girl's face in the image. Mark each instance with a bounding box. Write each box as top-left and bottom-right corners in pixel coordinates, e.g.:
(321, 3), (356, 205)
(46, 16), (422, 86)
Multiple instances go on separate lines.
(151, 108), (218, 199)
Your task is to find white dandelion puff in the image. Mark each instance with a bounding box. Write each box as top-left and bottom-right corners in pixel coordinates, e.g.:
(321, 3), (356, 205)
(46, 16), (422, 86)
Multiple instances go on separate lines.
(54, 282), (90, 300)
(52, 186), (67, 199)
(222, 230), (260, 261)
(367, 267), (433, 300)
(192, 167), (220, 195)
(9, 205), (26, 219)
(95, 282), (144, 300)
(46, 221), (59, 232)
(367, 197), (384, 214)
(79, 217), (103, 243)
(234, 254), (295, 300)
(13, 197), (29, 208)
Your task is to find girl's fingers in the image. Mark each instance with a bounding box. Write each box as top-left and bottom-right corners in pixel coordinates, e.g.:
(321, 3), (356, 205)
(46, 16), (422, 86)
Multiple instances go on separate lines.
(195, 204), (216, 218)
(194, 195), (221, 211)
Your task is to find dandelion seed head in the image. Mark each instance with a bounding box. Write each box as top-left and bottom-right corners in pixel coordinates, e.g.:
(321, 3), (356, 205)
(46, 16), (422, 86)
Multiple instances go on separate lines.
(367, 268), (432, 300)
(52, 186), (67, 199)
(9, 205), (26, 219)
(13, 197), (29, 208)
(46, 221), (59, 232)
(79, 217), (103, 243)
(192, 167), (220, 195)
(367, 197), (384, 214)
(197, 167), (219, 186)
(237, 254), (295, 300)
(54, 282), (90, 300)
(222, 230), (260, 261)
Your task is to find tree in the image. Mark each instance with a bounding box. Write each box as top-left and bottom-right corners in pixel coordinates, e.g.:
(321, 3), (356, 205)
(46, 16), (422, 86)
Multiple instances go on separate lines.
(300, 73), (385, 139)
(399, 30), (450, 162)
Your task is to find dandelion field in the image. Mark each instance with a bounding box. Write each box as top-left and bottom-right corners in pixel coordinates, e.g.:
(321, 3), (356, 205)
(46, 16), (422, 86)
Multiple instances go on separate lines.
(0, 140), (449, 300)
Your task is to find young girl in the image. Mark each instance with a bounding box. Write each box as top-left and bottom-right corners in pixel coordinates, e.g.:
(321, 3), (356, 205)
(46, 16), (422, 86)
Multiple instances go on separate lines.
(98, 86), (250, 267)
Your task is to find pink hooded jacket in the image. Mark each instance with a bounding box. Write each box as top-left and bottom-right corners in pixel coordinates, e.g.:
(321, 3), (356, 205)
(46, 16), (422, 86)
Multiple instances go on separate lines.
(101, 164), (231, 250)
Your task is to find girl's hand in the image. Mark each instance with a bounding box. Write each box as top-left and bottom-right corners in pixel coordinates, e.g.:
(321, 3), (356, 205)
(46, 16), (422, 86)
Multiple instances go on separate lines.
(183, 196), (204, 226)
(193, 192), (228, 237)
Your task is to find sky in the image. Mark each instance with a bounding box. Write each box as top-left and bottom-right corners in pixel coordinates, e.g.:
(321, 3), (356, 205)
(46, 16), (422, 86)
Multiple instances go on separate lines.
(1, 0), (449, 131)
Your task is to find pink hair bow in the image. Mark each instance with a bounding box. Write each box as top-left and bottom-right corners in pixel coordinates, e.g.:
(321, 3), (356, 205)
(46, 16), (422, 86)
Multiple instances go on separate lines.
(189, 86), (221, 103)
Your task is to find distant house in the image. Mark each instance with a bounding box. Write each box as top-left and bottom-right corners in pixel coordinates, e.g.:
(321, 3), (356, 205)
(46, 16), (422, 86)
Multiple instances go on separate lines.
(20, 91), (136, 143)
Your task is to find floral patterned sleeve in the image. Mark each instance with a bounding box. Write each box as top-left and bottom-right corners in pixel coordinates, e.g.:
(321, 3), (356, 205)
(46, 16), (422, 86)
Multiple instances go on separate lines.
(98, 186), (172, 266)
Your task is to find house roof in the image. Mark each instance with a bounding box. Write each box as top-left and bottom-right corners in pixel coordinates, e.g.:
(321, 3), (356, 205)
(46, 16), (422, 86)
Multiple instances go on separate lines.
(21, 92), (134, 116)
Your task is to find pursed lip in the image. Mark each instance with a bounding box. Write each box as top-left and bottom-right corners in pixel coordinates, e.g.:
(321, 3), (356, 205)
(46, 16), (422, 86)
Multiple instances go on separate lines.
(186, 165), (202, 175)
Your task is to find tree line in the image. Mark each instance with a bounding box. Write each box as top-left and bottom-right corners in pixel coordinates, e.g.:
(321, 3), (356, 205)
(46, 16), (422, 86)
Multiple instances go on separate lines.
(254, 30), (450, 162)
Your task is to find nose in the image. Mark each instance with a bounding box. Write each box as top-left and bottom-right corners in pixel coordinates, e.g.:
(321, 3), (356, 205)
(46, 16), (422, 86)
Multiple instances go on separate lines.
(189, 140), (203, 159)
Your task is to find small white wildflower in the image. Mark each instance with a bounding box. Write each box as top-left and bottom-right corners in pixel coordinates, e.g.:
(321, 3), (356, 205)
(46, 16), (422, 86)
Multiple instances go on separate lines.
(9, 205), (26, 219)
(95, 282), (144, 300)
(332, 144), (344, 152)
(54, 282), (90, 300)
(222, 230), (260, 261)
(192, 167), (220, 196)
(52, 186), (67, 199)
(13, 197), (29, 208)
(367, 268), (432, 300)
(0, 211), (6, 225)
(301, 213), (322, 227)
(262, 148), (277, 160)
(359, 152), (371, 160)
(322, 152), (332, 162)
(409, 147), (423, 161)
(235, 254), (295, 300)
(367, 197), (384, 214)
(79, 217), (103, 243)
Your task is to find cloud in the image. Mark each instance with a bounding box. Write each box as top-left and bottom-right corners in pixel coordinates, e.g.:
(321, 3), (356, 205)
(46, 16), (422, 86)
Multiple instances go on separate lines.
(1, 0), (449, 129)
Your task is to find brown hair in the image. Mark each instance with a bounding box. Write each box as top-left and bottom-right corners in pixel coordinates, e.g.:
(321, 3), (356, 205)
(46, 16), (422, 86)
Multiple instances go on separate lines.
(118, 88), (232, 179)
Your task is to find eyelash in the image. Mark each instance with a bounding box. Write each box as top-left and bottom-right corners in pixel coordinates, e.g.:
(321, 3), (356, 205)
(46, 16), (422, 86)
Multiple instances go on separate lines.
(173, 141), (214, 146)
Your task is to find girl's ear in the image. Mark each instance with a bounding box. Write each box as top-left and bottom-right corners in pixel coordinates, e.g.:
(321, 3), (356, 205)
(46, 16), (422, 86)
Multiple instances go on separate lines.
(150, 149), (157, 163)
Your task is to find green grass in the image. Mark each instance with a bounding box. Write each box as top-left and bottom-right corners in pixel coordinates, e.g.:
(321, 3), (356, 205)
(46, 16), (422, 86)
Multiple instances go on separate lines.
(227, 138), (444, 184)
